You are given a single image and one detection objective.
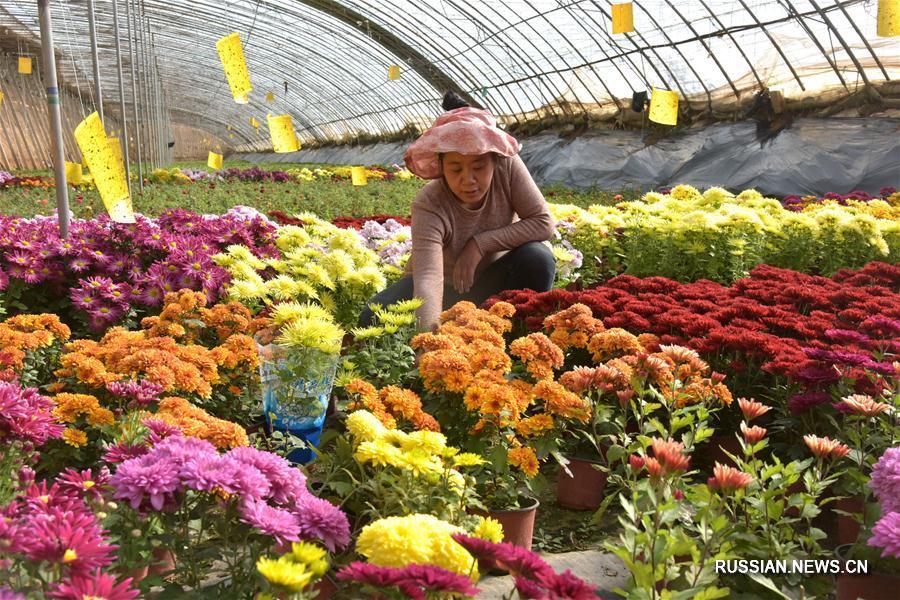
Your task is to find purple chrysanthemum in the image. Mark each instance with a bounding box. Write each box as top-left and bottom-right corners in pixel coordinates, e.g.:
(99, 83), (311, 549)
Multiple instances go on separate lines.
(787, 391), (832, 414)
(869, 447), (900, 514)
(109, 453), (182, 511)
(238, 498), (300, 545)
(869, 511), (900, 559)
(107, 379), (163, 408)
(290, 493), (351, 552)
(227, 446), (305, 503)
(0, 381), (65, 446)
(102, 442), (149, 465)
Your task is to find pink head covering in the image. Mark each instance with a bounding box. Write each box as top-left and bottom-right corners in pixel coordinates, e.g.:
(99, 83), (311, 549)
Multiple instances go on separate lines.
(403, 107), (521, 179)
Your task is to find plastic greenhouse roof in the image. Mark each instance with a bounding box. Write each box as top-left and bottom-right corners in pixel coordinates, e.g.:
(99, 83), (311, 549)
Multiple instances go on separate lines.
(0, 0), (897, 148)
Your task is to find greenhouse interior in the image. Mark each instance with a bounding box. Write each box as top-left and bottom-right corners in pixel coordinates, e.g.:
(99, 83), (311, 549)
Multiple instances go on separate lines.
(0, 0), (899, 598)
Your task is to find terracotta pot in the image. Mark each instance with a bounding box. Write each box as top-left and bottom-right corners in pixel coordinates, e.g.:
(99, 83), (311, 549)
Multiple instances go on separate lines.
(836, 570), (900, 599)
(313, 573), (339, 599)
(489, 496), (540, 551)
(148, 548), (176, 577)
(124, 564), (149, 585)
(836, 496), (864, 546)
(556, 457), (607, 511)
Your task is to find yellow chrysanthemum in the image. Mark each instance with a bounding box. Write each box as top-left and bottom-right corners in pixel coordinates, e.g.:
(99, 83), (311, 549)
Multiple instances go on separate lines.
(256, 556), (312, 592)
(346, 410), (388, 442)
(452, 452), (485, 468)
(472, 516), (504, 543)
(356, 514), (475, 576)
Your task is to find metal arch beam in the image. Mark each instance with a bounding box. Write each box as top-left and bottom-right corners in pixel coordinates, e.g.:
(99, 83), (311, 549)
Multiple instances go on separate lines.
(294, 0), (477, 107)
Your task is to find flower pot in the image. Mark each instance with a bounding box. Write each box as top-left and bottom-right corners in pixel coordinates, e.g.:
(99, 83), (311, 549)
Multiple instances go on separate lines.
(556, 456), (607, 511)
(836, 496), (864, 546)
(256, 339), (339, 464)
(835, 569), (900, 599)
(477, 496), (540, 551)
(148, 547), (176, 577)
(313, 573), (340, 599)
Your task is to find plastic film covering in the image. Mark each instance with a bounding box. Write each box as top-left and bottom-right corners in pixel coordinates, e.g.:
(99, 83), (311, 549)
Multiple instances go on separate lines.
(0, 0), (897, 155)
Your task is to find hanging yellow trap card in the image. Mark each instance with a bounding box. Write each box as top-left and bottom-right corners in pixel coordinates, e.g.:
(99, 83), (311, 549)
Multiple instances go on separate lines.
(351, 166), (368, 186)
(266, 92), (275, 103)
(268, 114), (300, 153)
(649, 88), (678, 126)
(74, 112), (134, 223)
(250, 117), (260, 130)
(388, 65), (401, 80)
(208, 151), (223, 170)
(878, 0), (899, 37)
(65, 161), (83, 185)
(18, 57), (32, 74)
(216, 32), (252, 104)
(0, 90), (4, 106)
(611, 3), (634, 34)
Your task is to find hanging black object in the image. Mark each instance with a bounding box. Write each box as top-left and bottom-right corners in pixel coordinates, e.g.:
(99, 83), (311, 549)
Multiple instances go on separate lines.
(284, 81), (288, 94)
(167, 141), (175, 148)
(631, 91), (648, 113)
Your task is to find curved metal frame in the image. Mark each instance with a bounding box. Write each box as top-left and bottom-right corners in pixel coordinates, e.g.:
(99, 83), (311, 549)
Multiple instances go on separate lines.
(0, 0), (893, 162)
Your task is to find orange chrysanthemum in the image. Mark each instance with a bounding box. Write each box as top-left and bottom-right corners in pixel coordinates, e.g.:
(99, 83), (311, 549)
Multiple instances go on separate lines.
(507, 446), (540, 477)
(708, 463), (753, 492)
(155, 396), (249, 448)
(803, 435), (850, 459)
(587, 328), (645, 362)
(649, 438), (691, 474)
(740, 422), (767, 444)
(840, 394), (891, 417)
(533, 380), (589, 422)
(737, 398), (771, 421)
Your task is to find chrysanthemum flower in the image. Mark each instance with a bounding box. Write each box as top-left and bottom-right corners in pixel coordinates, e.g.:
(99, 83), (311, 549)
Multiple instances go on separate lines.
(840, 394), (891, 417)
(803, 434), (850, 459)
(48, 570), (138, 600)
(737, 398), (771, 421)
(869, 511), (900, 559)
(869, 448), (900, 514)
(256, 556), (313, 592)
(707, 463), (753, 492)
(740, 422), (767, 444)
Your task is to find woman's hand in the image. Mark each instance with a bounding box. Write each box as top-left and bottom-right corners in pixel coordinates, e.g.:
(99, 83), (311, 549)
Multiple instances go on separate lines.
(453, 238), (483, 294)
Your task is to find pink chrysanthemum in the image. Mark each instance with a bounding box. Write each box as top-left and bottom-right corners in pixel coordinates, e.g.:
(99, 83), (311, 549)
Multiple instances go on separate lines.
(869, 447), (900, 515)
(49, 569), (139, 600)
(238, 498), (300, 545)
(57, 467), (110, 503)
(869, 511), (900, 559)
(109, 453), (182, 511)
(290, 493), (351, 552)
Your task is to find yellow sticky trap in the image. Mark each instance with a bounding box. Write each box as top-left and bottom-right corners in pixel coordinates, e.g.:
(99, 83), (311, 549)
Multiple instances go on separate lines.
(611, 3), (634, 34)
(266, 92), (274, 103)
(0, 89), (4, 106)
(268, 114), (300, 153)
(208, 151), (223, 170)
(74, 112), (134, 223)
(108, 137), (125, 173)
(649, 88), (678, 126)
(65, 161), (83, 185)
(229, 133), (235, 139)
(250, 117), (260, 130)
(388, 65), (401, 80)
(216, 32), (252, 104)
(351, 166), (368, 186)
(878, 0), (899, 37)
(18, 57), (32, 74)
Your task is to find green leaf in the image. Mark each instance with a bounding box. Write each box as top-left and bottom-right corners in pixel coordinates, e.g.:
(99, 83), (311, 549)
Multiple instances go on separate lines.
(748, 574), (792, 599)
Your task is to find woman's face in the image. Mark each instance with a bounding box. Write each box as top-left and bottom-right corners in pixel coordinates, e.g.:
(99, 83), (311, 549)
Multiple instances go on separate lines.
(441, 152), (495, 206)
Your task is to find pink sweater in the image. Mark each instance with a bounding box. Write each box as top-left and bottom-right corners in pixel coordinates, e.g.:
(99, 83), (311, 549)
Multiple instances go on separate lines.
(408, 155), (554, 331)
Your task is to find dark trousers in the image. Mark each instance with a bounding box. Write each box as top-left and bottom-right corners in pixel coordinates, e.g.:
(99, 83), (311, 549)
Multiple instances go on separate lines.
(358, 241), (555, 326)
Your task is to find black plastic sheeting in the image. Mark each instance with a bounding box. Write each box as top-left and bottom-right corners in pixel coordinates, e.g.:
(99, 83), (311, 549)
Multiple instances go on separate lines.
(234, 117), (900, 196)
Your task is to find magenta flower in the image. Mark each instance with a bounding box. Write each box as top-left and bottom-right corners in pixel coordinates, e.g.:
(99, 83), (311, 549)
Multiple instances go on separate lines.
(290, 493), (351, 552)
(869, 511), (900, 559)
(238, 498), (300, 545)
(228, 446), (306, 503)
(49, 570), (139, 600)
(869, 447), (900, 515)
(57, 467), (110, 503)
(452, 534), (554, 580)
(102, 442), (149, 464)
(18, 508), (116, 574)
(0, 381), (65, 446)
(109, 453), (182, 511)
(787, 391), (832, 415)
(336, 563), (478, 600)
(107, 379), (164, 409)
